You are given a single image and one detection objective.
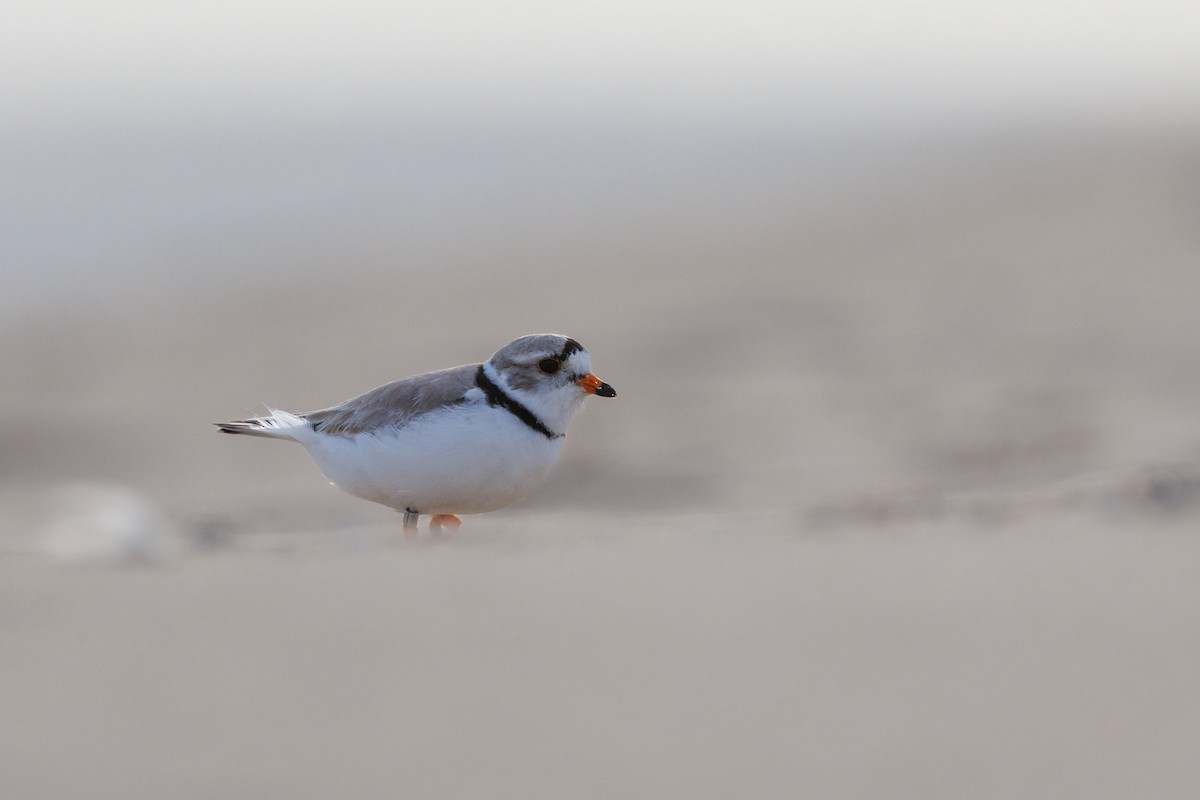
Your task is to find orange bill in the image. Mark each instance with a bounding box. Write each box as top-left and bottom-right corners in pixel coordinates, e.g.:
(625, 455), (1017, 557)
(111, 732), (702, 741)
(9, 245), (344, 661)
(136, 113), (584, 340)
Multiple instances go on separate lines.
(577, 373), (617, 397)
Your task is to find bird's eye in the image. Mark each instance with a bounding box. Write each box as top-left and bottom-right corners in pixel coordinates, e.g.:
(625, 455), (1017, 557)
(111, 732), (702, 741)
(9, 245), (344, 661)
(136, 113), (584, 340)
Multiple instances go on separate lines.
(538, 358), (561, 374)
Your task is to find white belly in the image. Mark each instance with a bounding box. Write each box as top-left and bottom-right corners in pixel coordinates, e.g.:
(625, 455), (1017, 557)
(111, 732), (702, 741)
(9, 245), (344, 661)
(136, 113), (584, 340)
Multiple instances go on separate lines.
(300, 404), (565, 515)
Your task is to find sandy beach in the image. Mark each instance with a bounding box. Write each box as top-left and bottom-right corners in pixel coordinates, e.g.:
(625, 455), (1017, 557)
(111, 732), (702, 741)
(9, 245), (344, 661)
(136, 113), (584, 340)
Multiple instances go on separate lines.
(2, 511), (1199, 799)
(4, 125), (1200, 797)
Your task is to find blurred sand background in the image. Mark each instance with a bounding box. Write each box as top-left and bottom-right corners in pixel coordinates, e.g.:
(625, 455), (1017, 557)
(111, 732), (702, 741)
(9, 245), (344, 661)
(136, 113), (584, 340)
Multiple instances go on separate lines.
(4, 2), (1200, 797)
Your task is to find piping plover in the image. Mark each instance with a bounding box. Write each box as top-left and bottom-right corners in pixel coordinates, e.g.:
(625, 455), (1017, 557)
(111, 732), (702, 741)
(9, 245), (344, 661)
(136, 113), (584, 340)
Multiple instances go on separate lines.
(217, 334), (615, 533)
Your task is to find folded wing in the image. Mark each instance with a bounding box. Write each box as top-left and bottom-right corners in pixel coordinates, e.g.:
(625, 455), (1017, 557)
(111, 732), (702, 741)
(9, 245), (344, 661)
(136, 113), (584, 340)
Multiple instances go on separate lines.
(304, 363), (480, 436)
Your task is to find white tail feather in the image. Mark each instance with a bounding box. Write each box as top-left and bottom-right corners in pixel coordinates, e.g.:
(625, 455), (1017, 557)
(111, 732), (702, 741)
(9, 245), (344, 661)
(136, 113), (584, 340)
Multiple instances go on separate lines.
(216, 407), (309, 440)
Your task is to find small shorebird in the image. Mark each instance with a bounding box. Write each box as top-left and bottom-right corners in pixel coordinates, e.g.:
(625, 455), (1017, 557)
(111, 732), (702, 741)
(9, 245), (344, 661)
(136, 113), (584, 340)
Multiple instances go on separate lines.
(217, 334), (615, 534)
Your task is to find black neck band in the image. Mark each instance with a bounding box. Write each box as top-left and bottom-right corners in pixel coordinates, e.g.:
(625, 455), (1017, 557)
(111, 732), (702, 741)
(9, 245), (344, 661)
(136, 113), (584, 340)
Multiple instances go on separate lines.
(475, 365), (563, 440)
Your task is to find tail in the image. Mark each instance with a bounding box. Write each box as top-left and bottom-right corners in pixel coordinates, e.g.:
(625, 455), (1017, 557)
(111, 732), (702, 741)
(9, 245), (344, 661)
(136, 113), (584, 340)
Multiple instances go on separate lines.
(215, 408), (309, 441)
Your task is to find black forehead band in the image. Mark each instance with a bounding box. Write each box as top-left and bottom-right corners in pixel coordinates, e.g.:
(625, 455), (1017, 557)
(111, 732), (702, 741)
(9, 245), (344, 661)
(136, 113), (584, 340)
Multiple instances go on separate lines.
(557, 338), (584, 360)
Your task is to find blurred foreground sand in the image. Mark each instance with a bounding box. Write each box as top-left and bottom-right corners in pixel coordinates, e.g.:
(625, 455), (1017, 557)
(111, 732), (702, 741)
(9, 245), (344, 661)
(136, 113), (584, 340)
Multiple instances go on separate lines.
(3, 132), (1200, 797)
(3, 513), (1200, 799)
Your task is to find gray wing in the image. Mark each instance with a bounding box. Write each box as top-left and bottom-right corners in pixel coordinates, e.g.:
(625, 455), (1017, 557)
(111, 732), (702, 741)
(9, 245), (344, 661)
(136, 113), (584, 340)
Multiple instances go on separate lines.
(304, 363), (479, 436)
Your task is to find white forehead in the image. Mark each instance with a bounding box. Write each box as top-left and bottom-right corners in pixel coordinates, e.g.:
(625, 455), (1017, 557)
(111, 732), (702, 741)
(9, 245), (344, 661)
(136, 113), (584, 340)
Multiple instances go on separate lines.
(565, 348), (591, 374)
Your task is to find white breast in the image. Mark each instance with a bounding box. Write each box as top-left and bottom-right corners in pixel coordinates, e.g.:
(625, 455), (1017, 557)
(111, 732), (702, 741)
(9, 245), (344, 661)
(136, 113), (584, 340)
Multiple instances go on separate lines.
(299, 402), (566, 515)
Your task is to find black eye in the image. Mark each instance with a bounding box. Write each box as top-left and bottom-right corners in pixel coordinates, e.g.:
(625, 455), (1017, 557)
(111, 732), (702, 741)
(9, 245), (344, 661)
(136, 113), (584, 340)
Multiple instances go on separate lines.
(538, 358), (560, 374)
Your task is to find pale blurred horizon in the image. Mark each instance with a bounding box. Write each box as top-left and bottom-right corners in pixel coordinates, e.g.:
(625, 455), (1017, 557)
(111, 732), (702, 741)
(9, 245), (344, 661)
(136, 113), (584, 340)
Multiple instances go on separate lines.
(7, 0), (1200, 129)
(5, 0), (1199, 315)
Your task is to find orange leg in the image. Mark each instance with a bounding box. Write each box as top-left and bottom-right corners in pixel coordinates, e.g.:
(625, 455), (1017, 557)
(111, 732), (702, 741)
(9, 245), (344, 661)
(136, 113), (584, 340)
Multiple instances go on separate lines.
(429, 514), (462, 534)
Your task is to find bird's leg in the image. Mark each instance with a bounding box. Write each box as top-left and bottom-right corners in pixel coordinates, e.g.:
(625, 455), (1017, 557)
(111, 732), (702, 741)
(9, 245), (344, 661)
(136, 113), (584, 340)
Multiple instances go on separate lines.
(402, 508), (419, 539)
(429, 514), (462, 534)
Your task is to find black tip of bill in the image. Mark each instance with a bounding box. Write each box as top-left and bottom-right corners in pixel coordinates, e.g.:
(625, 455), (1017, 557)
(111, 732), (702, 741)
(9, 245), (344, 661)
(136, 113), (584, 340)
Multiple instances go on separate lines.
(595, 382), (617, 398)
